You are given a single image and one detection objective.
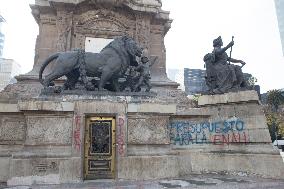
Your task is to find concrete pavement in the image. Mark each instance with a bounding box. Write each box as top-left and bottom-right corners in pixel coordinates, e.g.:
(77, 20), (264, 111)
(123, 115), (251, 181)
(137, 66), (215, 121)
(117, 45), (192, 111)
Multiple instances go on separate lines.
(2, 174), (284, 189)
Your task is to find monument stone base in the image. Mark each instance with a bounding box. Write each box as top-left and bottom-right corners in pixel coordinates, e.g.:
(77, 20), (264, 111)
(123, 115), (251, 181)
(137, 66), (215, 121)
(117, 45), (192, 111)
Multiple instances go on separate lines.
(0, 90), (283, 185)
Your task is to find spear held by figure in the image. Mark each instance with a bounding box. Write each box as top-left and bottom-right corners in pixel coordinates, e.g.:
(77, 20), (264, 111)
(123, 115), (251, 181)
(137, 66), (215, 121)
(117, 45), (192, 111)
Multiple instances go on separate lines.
(227, 36), (246, 68)
(228, 36), (234, 65)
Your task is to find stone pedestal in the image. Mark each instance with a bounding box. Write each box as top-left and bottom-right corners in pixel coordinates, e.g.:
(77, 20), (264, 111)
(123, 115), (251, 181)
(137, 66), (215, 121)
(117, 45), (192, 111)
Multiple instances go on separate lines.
(0, 94), (176, 185)
(192, 91), (284, 178)
(0, 90), (283, 185)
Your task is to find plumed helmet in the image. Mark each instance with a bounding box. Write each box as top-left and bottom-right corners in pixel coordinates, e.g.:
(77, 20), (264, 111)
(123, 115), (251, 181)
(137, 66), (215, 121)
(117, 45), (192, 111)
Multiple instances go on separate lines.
(213, 36), (223, 47)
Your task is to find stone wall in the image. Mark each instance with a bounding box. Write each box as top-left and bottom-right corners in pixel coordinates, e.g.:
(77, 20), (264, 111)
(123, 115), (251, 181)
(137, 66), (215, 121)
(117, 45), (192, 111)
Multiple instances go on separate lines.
(0, 90), (283, 185)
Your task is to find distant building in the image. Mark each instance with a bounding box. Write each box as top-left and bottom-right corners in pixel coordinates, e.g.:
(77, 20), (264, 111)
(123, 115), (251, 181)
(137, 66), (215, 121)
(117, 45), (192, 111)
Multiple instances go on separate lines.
(0, 58), (21, 91)
(167, 68), (185, 90)
(0, 15), (5, 58)
(184, 68), (207, 95)
(275, 0), (284, 55)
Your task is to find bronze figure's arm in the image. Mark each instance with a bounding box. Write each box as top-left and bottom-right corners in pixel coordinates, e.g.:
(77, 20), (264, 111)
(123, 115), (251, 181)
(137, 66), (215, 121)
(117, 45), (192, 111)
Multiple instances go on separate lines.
(215, 41), (234, 55)
(228, 57), (246, 66)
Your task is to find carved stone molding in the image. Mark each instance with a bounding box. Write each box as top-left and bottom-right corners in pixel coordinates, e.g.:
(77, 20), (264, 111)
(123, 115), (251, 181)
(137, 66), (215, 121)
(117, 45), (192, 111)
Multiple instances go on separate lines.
(128, 115), (170, 144)
(0, 115), (26, 143)
(56, 11), (74, 52)
(35, 0), (163, 14)
(25, 115), (73, 145)
(135, 13), (151, 50)
(40, 14), (57, 25)
(74, 9), (135, 40)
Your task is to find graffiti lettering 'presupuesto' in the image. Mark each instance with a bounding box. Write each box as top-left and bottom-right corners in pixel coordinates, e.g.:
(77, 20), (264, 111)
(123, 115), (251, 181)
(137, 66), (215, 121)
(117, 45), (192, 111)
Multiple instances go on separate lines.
(169, 118), (249, 145)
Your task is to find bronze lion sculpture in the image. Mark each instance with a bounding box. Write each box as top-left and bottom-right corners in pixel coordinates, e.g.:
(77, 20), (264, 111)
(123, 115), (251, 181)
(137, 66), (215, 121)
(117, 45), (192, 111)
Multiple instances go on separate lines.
(39, 36), (142, 91)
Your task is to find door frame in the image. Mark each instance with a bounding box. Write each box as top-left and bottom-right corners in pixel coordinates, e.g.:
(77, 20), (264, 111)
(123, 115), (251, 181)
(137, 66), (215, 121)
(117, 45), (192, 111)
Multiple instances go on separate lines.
(83, 116), (116, 180)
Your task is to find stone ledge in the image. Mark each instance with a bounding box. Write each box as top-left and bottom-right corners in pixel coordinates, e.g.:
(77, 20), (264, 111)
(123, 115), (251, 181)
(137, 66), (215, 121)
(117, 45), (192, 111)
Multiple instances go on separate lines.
(0, 157), (10, 182)
(176, 108), (213, 116)
(0, 103), (19, 112)
(198, 90), (259, 106)
(34, 0), (164, 14)
(127, 144), (171, 156)
(191, 152), (284, 179)
(172, 143), (280, 155)
(18, 100), (74, 111)
(8, 174), (60, 186)
(118, 155), (180, 179)
(128, 103), (176, 113)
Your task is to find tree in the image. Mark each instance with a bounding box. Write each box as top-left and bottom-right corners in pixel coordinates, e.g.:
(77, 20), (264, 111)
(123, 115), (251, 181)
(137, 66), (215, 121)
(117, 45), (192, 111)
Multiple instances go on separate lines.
(265, 89), (284, 141)
(267, 89), (284, 111)
(246, 74), (258, 87)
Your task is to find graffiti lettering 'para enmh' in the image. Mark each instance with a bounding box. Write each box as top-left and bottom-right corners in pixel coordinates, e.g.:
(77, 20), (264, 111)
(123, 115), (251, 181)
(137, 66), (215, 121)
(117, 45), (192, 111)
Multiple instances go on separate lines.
(169, 118), (249, 145)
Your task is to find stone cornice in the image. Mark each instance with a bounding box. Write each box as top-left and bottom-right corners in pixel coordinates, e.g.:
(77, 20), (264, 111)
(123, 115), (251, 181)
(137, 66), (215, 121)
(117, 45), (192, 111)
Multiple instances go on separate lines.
(32, 0), (169, 20)
(124, 0), (161, 13)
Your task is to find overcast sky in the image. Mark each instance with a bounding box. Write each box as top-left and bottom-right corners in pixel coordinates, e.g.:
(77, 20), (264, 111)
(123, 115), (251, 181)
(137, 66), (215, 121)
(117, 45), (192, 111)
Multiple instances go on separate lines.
(0, 0), (283, 93)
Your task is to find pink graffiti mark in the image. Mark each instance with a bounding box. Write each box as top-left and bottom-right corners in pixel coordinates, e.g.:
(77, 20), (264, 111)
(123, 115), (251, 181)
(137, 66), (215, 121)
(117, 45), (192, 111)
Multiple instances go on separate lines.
(137, 182), (144, 189)
(117, 117), (125, 156)
(74, 115), (81, 151)
(211, 132), (249, 145)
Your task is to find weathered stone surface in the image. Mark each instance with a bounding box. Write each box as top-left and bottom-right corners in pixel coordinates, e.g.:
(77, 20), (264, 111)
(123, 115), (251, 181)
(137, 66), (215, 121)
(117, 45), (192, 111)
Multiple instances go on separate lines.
(247, 128), (272, 143)
(128, 115), (170, 144)
(7, 157), (83, 185)
(227, 115), (267, 129)
(191, 152), (284, 179)
(12, 146), (72, 158)
(0, 115), (26, 143)
(59, 158), (81, 183)
(176, 153), (192, 176)
(75, 101), (126, 114)
(0, 103), (18, 112)
(25, 115), (72, 145)
(176, 108), (213, 116)
(205, 104), (264, 118)
(9, 158), (60, 178)
(198, 90), (259, 106)
(7, 174), (60, 186)
(18, 100), (74, 112)
(31, 159), (60, 176)
(127, 144), (171, 156)
(118, 155), (179, 180)
(0, 157), (10, 182)
(128, 103), (176, 113)
(0, 81), (43, 102)
(181, 143), (279, 155)
(35, 0), (163, 14)
(0, 145), (23, 158)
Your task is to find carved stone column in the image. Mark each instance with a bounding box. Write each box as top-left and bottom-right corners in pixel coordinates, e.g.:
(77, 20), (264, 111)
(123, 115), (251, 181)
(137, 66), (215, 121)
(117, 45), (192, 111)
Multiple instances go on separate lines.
(135, 13), (151, 50)
(17, 0), (178, 89)
(55, 11), (74, 52)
